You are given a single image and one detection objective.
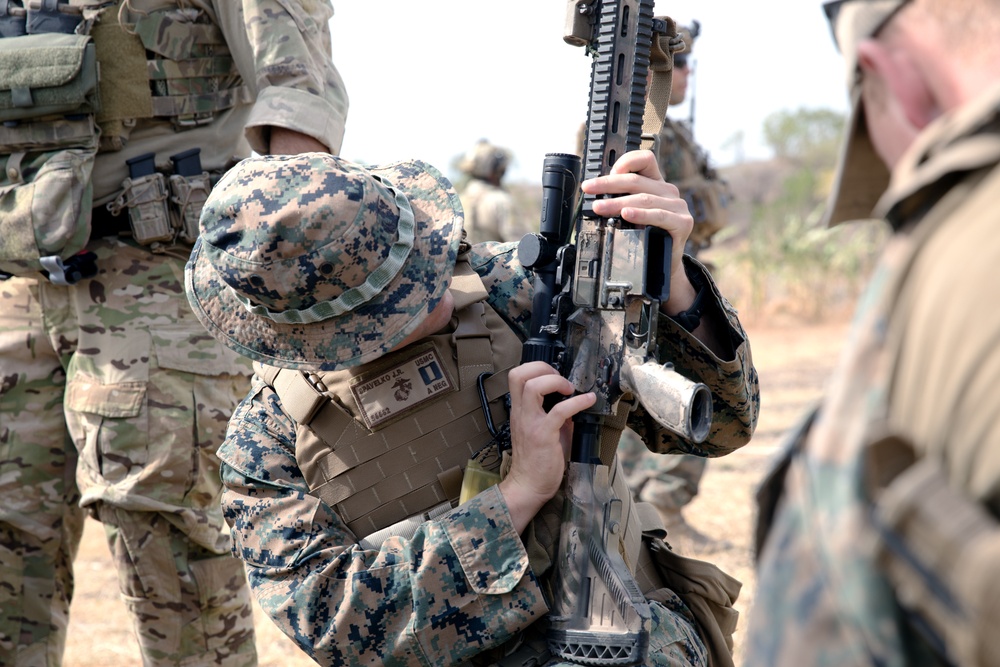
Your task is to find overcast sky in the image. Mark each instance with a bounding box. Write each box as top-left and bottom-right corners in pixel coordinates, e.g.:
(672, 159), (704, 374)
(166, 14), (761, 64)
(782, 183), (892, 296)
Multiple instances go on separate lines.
(329, 1), (850, 183)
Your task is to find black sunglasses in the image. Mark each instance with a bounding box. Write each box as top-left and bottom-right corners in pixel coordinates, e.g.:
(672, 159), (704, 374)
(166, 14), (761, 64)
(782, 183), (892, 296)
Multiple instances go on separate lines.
(673, 53), (689, 69)
(823, 0), (911, 49)
(822, 0), (848, 27)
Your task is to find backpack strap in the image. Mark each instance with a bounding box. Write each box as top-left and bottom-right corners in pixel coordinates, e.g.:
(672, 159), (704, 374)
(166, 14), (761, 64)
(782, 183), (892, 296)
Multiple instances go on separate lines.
(641, 17), (682, 151)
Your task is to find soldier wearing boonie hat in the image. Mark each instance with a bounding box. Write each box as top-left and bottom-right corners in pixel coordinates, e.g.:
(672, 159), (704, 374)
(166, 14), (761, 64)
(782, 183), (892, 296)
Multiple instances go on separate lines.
(186, 149), (760, 666)
(747, 1), (1000, 665)
(186, 153), (463, 370)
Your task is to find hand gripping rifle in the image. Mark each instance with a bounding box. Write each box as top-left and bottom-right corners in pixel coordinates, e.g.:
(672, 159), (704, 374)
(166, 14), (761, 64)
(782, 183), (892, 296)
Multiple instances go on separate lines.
(517, 2), (713, 664)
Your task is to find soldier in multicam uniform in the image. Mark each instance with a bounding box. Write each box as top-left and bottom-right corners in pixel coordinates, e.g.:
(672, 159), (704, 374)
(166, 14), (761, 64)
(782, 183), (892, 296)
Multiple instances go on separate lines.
(618, 22), (734, 541)
(456, 138), (522, 244)
(0, 1), (347, 665)
(184, 148), (758, 667)
(746, 1), (1000, 665)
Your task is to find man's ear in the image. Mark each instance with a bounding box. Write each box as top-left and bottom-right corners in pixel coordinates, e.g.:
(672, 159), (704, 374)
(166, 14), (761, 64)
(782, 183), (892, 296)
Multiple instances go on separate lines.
(858, 38), (938, 130)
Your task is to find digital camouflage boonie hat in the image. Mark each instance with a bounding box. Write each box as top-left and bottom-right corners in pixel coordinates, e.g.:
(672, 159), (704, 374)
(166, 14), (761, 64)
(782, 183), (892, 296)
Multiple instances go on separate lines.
(184, 153), (464, 371)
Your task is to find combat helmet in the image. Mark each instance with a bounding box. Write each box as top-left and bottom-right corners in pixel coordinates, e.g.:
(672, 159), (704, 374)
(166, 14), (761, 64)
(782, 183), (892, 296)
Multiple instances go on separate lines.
(458, 139), (512, 181)
(673, 20), (701, 69)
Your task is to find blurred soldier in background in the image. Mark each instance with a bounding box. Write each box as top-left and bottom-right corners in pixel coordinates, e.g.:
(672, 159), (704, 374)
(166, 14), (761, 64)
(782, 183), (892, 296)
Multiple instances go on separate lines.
(456, 138), (523, 244)
(747, 0), (1000, 664)
(0, 1), (347, 665)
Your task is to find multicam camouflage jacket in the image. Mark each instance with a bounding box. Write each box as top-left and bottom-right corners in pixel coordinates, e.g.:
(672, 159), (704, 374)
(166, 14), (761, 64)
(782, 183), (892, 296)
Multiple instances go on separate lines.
(746, 82), (1000, 667)
(0, 0), (349, 277)
(218, 242), (759, 666)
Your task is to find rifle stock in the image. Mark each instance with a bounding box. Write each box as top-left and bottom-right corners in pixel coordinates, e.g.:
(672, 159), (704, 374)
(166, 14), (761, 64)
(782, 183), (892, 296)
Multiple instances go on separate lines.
(517, 1), (714, 663)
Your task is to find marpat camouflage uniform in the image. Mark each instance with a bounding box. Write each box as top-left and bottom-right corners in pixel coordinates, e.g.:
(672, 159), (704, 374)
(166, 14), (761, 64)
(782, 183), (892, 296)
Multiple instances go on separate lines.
(200, 165), (758, 664)
(745, 70), (1000, 667)
(0, 2), (347, 665)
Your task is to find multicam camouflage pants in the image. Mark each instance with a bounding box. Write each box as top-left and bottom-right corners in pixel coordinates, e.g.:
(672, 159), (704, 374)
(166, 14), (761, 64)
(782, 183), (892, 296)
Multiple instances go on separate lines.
(617, 428), (708, 512)
(0, 238), (256, 666)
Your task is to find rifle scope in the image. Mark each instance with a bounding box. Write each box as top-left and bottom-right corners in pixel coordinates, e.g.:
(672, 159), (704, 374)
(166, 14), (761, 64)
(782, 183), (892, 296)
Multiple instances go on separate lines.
(518, 153), (581, 368)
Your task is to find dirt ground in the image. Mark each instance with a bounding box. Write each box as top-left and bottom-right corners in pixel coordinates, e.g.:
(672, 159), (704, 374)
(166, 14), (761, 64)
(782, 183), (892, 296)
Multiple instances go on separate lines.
(63, 320), (849, 667)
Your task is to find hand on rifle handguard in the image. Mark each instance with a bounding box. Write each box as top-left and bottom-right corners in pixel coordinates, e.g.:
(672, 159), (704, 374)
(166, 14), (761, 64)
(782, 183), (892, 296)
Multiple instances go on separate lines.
(581, 149), (728, 355)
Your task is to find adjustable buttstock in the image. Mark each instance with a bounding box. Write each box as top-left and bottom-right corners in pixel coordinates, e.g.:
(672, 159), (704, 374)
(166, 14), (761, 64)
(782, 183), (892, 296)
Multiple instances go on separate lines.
(547, 463), (651, 665)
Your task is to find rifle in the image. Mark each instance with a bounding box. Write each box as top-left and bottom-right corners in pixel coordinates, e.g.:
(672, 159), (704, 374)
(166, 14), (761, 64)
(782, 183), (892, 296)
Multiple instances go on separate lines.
(518, 1), (714, 664)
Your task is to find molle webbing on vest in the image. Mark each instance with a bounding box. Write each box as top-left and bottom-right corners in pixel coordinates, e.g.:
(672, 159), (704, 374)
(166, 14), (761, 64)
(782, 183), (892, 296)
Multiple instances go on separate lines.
(282, 359), (510, 540)
(0, 113), (95, 153)
(449, 261), (497, 388)
(136, 11), (252, 126)
(88, 2), (251, 149)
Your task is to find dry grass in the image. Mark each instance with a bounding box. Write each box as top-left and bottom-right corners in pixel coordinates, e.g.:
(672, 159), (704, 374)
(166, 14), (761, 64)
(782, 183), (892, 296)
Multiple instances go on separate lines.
(64, 319), (849, 667)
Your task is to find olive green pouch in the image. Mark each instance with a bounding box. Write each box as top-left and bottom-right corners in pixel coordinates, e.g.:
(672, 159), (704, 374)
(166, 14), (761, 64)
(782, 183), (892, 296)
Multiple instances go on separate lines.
(0, 33), (100, 279)
(0, 33), (99, 122)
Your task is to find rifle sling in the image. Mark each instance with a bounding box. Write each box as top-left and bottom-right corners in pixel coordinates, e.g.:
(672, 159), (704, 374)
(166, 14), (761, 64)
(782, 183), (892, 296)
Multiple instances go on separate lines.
(641, 17), (679, 151)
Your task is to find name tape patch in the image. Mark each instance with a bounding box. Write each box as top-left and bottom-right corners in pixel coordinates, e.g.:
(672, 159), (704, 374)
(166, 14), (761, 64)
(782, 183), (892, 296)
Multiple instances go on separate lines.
(349, 346), (454, 429)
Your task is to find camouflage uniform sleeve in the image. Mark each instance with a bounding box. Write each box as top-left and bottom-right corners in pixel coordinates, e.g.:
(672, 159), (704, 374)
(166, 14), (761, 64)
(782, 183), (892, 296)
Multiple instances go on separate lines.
(218, 375), (548, 666)
(468, 242), (757, 457)
(629, 257), (759, 457)
(239, 0), (349, 153)
(470, 241), (534, 339)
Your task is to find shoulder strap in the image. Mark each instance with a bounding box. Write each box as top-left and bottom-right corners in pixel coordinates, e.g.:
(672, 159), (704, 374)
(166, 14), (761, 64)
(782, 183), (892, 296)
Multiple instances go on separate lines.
(253, 362), (326, 426)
